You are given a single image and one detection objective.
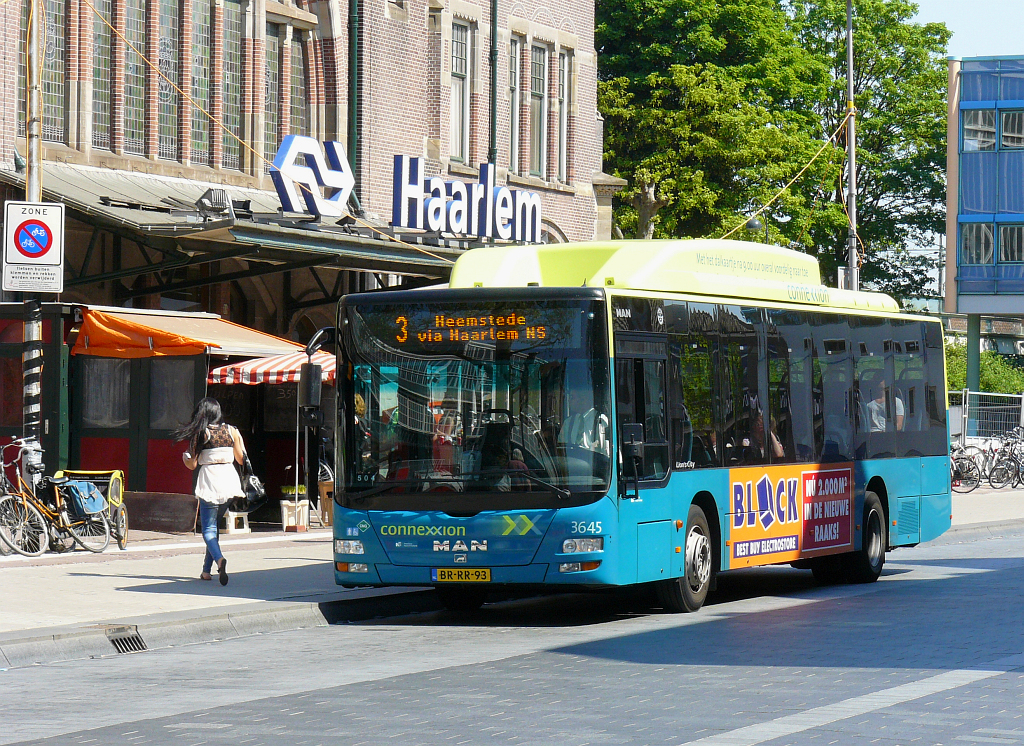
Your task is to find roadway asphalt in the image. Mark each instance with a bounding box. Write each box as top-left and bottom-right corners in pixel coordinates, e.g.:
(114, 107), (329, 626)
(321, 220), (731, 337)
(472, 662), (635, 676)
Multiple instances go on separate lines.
(1, 487), (1022, 670)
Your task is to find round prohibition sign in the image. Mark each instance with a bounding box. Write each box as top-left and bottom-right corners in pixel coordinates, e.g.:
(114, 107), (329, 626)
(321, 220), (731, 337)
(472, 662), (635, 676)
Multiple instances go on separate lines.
(14, 220), (53, 259)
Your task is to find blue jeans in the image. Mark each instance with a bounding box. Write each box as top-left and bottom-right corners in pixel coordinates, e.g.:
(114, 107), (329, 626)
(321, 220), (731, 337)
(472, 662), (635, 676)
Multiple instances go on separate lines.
(199, 500), (229, 574)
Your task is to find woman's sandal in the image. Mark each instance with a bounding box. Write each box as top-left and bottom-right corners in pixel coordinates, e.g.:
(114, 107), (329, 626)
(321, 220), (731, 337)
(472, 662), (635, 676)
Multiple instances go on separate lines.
(200, 572), (212, 581)
(218, 558), (229, 586)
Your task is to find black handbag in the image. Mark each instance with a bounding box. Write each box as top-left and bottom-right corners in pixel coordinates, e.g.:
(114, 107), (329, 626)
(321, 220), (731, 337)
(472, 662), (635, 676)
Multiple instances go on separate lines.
(232, 453), (266, 513)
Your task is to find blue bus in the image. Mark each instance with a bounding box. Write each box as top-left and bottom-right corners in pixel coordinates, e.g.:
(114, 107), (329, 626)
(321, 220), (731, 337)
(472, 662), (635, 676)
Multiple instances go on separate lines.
(329, 240), (951, 612)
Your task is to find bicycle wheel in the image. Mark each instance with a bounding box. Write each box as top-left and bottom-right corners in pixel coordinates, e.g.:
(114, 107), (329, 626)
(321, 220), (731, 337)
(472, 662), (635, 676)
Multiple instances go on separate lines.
(952, 457), (981, 493)
(66, 510), (110, 553)
(113, 504), (129, 550)
(988, 459), (1016, 489)
(0, 494), (49, 557)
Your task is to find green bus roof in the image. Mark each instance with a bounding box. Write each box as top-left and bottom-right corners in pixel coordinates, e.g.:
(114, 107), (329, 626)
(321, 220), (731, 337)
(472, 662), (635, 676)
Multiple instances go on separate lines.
(448, 239), (900, 313)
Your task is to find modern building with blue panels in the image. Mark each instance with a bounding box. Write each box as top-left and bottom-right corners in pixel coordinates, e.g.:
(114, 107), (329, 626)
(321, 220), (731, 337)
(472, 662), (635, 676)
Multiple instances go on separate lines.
(945, 56), (1024, 388)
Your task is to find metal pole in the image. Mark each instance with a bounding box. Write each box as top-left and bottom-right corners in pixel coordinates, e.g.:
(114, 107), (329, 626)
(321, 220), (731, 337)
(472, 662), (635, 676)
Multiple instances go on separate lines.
(846, 0), (859, 291)
(23, 0), (44, 444)
(488, 0), (498, 166)
(26, 0), (42, 205)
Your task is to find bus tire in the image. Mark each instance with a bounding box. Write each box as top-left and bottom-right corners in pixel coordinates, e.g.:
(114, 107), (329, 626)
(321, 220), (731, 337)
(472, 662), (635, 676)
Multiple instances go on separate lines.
(657, 503), (713, 613)
(436, 586), (487, 612)
(847, 491), (886, 584)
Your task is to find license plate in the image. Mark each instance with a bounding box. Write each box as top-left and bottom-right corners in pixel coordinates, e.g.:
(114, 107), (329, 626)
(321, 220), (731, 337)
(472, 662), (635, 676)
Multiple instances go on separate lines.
(432, 568), (491, 582)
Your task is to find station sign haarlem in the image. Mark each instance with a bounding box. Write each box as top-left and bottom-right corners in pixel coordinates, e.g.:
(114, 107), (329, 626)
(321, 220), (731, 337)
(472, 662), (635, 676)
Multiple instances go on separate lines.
(270, 136), (543, 243)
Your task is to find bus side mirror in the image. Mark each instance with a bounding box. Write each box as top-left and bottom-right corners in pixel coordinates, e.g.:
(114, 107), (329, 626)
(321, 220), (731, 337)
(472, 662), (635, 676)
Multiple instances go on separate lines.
(299, 363), (323, 408)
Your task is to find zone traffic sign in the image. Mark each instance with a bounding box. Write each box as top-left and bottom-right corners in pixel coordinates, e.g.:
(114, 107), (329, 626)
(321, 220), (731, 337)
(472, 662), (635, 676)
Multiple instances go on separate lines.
(3, 201), (65, 293)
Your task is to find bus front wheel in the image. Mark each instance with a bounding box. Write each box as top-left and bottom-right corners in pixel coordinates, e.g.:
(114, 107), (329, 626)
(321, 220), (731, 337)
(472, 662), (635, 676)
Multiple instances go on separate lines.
(657, 504), (713, 613)
(847, 491), (886, 584)
(436, 586), (487, 612)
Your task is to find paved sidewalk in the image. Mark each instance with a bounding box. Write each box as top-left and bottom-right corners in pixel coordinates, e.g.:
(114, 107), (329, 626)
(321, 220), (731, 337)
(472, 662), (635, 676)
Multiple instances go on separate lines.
(2, 488), (1023, 669)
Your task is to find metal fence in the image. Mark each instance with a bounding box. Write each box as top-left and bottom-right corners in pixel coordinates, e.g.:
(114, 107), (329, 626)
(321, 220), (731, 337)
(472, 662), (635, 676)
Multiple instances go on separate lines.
(950, 389), (1024, 443)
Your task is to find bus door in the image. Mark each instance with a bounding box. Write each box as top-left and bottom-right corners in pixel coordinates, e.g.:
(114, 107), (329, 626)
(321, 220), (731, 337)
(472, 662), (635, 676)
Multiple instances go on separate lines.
(615, 334), (674, 582)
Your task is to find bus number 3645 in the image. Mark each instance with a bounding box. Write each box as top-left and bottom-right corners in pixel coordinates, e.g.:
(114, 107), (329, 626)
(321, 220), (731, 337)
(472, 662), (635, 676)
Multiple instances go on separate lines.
(571, 521), (602, 534)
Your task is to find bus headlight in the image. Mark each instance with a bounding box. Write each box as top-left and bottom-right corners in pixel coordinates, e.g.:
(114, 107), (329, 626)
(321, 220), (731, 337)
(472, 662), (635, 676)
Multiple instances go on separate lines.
(562, 537), (603, 553)
(335, 540), (365, 555)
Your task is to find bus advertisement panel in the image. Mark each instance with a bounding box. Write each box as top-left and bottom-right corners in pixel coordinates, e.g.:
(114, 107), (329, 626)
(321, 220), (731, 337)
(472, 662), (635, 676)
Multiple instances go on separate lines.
(729, 464), (854, 568)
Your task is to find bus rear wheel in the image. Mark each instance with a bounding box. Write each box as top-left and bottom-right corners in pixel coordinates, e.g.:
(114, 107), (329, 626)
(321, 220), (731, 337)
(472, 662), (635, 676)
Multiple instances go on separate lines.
(436, 586), (487, 612)
(657, 504), (712, 613)
(847, 491), (886, 584)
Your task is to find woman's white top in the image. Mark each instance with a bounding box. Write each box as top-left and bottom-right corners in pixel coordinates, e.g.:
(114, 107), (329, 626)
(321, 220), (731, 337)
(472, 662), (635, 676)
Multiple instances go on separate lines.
(195, 444), (244, 504)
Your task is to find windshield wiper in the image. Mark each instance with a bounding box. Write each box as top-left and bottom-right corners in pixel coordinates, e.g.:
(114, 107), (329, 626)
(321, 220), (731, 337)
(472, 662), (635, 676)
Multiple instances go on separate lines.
(472, 469), (571, 501)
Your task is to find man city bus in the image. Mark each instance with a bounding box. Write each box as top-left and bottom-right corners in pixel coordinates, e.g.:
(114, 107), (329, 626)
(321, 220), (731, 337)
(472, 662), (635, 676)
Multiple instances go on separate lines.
(327, 240), (951, 612)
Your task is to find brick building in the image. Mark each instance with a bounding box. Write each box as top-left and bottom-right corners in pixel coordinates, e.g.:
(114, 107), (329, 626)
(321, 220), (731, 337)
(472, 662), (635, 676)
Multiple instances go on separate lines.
(0, 0), (622, 337)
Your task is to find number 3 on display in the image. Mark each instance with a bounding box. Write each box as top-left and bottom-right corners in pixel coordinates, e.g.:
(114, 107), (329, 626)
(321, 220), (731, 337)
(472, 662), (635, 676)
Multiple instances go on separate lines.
(395, 316), (408, 343)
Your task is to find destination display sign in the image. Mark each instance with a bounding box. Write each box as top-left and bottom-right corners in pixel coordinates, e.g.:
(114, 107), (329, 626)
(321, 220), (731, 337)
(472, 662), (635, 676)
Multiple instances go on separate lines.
(394, 312), (548, 345)
(350, 300), (603, 355)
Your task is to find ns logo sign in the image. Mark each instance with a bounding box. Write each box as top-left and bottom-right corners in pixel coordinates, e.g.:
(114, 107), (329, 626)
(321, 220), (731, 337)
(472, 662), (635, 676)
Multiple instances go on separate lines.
(269, 135), (355, 218)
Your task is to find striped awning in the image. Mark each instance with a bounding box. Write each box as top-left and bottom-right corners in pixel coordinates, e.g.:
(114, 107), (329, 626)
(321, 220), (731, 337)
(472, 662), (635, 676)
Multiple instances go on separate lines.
(208, 350), (336, 385)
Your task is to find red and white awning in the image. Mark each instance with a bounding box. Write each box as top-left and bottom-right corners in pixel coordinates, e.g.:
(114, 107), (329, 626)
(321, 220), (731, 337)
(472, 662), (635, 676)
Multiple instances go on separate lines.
(208, 350), (336, 385)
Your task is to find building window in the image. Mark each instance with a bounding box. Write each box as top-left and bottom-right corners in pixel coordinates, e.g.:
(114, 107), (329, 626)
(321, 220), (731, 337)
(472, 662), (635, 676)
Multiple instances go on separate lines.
(265, 23), (281, 170)
(961, 223), (995, 265)
(963, 110), (996, 151)
(530, 45), (547, 177)
(158, 0), (180, 160)
(557, 51), (569, 182)
(1002, 111), (1024, 149)
(222, 0), (243, 169)
(18, 0), (66, 142)
(191, 0), (211, 165)
(93, 0), (113, 149)
(509, 37), (519, 173)
(290, 37), (309, 136)
(1000, 225), (1024, 263)
(450, 22), (470, 162)
(124, 0), (147, 155)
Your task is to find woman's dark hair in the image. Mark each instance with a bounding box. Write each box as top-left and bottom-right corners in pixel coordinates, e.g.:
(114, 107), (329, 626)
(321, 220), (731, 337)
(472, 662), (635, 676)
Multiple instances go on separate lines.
(173, 397), (224, 449)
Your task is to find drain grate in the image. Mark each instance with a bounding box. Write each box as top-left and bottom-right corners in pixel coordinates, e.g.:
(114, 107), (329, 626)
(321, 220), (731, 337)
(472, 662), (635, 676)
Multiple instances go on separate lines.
(104, 625), (148, 654)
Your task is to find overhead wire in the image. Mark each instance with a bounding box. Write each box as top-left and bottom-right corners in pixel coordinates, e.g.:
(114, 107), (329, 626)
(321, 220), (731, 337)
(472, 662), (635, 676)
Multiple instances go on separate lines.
(720, 111), (853, 241)
(77, 0), (454, 265)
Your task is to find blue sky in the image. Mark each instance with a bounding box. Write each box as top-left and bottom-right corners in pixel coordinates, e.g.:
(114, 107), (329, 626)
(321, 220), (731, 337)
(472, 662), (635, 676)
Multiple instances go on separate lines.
(913, 0), (1021, 58)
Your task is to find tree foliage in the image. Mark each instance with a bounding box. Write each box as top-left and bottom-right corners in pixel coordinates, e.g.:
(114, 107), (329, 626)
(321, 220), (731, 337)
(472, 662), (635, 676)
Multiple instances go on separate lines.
(596, 0), (951, 301)
(945, 343), (1024, 394)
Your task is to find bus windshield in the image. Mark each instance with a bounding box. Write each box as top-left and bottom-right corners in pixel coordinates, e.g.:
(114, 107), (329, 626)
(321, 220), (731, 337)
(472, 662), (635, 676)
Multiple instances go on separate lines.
(343, 296), (611, 504)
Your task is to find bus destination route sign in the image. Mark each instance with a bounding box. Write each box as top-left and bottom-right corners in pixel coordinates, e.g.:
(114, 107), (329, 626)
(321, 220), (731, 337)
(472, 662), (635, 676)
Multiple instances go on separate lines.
(393, 313), (548, 345)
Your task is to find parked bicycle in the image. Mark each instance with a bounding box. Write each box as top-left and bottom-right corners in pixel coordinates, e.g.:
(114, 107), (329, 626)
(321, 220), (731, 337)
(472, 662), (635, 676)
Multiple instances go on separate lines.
(950, 441), (981, 493)
(0, 438), (110, 557)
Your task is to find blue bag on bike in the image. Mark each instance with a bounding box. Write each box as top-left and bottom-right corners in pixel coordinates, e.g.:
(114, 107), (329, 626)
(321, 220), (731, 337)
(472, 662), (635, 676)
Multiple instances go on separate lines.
(66, 480), (107, 516)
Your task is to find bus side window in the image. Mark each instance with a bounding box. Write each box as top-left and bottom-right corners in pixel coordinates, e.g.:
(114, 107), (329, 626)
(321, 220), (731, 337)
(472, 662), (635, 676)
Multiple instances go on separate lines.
(854, 316), (895, 459)
(719, 305), (764, 466)
(615, 354), (668, 481)
(812, 315), (853, 462)
(671, 329), (717, 468)
(767, 309), (817, 464)
(923, 320), (948, 456)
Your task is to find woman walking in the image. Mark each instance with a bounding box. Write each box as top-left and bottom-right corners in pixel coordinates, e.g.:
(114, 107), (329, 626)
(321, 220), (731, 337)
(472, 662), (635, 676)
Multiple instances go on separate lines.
(176, 397), (245, 585)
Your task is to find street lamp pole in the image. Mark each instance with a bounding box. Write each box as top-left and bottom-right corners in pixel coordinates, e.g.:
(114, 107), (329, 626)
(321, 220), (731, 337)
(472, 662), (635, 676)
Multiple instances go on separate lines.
(846, 0), (859, 291)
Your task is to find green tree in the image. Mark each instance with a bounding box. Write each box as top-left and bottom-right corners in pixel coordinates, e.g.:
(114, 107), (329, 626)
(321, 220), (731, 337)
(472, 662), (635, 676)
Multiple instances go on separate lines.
(596, 0), (951, 302)
(788, 0), (951, 296)
(944, 342), (1024, 394)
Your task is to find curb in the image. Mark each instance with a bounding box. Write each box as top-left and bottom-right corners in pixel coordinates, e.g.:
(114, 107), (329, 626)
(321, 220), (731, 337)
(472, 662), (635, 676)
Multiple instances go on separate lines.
(928, 517), (1024, 546)
(0, 587), (440, 670)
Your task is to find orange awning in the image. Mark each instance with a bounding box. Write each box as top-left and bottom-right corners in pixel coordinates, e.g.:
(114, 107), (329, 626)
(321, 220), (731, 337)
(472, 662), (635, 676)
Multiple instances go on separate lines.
(71, 308), (302, 358)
